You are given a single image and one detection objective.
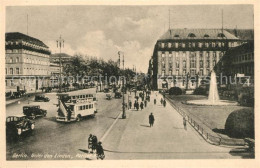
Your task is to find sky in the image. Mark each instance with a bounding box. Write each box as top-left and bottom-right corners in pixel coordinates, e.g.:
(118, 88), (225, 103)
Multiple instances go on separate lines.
(6, 5), (254, 72)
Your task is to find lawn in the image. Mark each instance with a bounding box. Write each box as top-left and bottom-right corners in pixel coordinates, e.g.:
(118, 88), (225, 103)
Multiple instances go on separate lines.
(166, 94), (253, 138)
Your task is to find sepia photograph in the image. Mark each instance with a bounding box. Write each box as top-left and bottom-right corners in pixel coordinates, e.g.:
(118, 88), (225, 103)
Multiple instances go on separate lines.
(1, 1), (258, 166)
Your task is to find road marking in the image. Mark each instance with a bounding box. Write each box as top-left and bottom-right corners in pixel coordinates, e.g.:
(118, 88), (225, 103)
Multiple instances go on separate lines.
(100, 110), (122, 142)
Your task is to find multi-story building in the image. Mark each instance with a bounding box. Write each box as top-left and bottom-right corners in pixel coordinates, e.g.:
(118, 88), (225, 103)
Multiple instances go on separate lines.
(50, 53), (73, 71)
(5, 32), (51, 92)
(214, 41), (254, 88)
(149, 28), (242, 90)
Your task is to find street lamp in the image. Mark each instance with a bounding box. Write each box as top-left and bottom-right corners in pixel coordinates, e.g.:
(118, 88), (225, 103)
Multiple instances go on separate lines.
(118, 51), (126, 119)
(56, 35), (64, 93)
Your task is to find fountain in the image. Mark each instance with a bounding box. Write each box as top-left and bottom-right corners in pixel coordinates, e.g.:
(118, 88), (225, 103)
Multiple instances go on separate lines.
(186, 71), (237, 106)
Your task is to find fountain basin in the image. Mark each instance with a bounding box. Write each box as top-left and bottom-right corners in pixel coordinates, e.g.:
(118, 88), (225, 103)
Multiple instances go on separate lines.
(185, 99), (238, 106)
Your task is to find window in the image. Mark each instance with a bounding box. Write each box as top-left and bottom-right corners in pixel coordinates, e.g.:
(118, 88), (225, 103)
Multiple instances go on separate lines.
(16, 57), (19, 63)
(191, 69), (195, 76)
(200, 60), (203, 68)
(168, 43), (172, 48)
(200, 52), (203, 59)
(213, 52), (216, 59)
(199, 69), (203, 76)
(161, 43), (165, 48)
(162, 61), (165, 68)
(212, 42), (216, 47)
(175, 42), (179, 48)
(222, 42), (225, 47)
(206, 61), (210, 68)
(182, 43), (185, 48)
(205, 43), (209, 48)
(204, 34), (209, 38)
(188, 33), (196, 38)
(206, 69), (210, 75)
(176, 61), (179, 68)
(174, 34), (179, 38)
(183, 52), (186, 57)
(176, 52), (179, 59)
(10, 68), (13, 74)
(16, 68), (19, 74)
(213, 60), (216, 67)
(162, 70), (165, 76)
(162, 53), (165, 58)
(10, 58), (13, 63)
(183, 60), (186, 68)
(192, 42), (196, 47)
(198, 42), (202, 48)
(206, 52), (210, 59)
(169, 63), (172, 68)
(217, 33), (225, 38)
(169, 53), (172, 58)
(189, 42), (192, 48)
(183, 69), (186, 75)
(176, 69), (179, 75)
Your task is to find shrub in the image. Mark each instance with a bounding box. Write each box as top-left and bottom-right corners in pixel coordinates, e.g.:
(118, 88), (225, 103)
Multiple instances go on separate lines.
(225, 108), (254, 139)
(169, 87), (182, 95)
(193, 87), (207, 95)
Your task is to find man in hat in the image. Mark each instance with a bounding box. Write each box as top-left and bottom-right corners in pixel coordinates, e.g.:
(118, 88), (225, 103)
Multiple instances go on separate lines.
(149, 113), (155, 127)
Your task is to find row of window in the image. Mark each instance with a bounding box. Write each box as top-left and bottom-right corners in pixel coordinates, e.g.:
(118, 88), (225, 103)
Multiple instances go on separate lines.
(162, 69), (211, 76)
(6, 68), (49, 75)
(161, 51), (224, 59)
(233, 53), (254, 63)
(6, 41), (48, 51)
(159, 41), (232, 49)
(78, 104), (94, 111)
(6, 49), (49, 57)
(232, 65), (254, 75)
(162, 59), (217, 69)
(6, 57), (49, 65)
(70, 94), (94, 100)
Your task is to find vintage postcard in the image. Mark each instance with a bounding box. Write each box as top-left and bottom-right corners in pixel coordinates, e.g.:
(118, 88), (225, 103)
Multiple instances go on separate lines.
(1, 0), (259, 167)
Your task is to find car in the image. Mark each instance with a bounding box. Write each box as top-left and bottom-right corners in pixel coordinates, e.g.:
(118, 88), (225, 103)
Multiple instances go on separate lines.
(6, 115), (35, 137)
(114, 92), (122, 98)
(35, 95), (50, 102)
(23, 105), (47, 119)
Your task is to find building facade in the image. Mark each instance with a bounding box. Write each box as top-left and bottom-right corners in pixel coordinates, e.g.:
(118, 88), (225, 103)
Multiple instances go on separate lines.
(5, 32), (51, 92)
(149, 29), (242, 90)
(214, 41), (254, 88)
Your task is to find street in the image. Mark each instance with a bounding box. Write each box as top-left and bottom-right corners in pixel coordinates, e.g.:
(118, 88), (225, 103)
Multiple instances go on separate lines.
(6, 90), (249, 160)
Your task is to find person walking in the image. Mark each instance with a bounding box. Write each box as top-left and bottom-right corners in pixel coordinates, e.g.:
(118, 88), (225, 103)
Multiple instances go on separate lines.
(183, 116), (187, 130)
(149, 113), (155, 127)
(140, 102), (144, 110)
(154, 98), (156, 105)
(136, 102), (139, 111)
(134, 100), (137, 109)
(96, 142), (105, 160)
(88, 134), (93, 152)
(91, 135), (98, 153)
(160, 98), (163, 105)
(144, 100), (147, 107)
(163, 99), (166, 107)
(129, 101), (132, 109)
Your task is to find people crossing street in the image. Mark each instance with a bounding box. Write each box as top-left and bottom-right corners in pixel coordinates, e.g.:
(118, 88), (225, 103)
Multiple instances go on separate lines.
(144, 100), (147, 107)
(129, 101), (132, 109)
(183, 116), (187, 130)
(136, 102), (139, 111)
(96, 142), (105, 160)
(149, 113), (155, 127)
(88, 134), (93, 152)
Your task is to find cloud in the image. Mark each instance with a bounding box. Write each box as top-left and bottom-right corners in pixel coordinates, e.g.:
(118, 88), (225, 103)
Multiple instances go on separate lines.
(47, 30), (152, 72)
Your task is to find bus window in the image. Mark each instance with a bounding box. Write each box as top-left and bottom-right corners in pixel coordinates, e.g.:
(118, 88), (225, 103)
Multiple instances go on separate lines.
(79, 106), (83, 110)
(80, 95), (82, 99)
(89, 94), (93, 97)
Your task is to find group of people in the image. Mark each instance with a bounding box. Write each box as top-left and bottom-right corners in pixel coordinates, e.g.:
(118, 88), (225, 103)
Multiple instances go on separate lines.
(88, 134), (105, 160)
(153, 97), (167, 107)
(129, 100), (148, 111)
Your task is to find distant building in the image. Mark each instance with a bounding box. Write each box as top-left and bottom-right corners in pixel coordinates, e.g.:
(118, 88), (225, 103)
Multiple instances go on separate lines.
(214, 41), (254, 88)
(5, 32), (51, 92)
(149, 28), (242, 90)
(50, 53), (73, 71)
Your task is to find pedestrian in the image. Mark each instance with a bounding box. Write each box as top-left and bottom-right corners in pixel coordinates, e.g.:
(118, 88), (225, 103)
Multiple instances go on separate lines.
(183, 116), (187, 130)
(92, 135), (98, 153)
(96, 142), (105, 160)
(129, 101), (132, 109)
(140, 102), (144, 110)
(160, 98), (163, 105)
(136, 102), (139, 111)
(144, 100), (147, 107)
(88, 134), (93, 151)
(134, 100), (137, 109)
(149, 113), (155, 127)
(154, 98), (156, 105)
(163, 99), (166, 107)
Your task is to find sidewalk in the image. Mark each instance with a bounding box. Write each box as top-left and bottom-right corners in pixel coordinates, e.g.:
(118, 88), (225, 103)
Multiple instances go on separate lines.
(102, 92), (242, 159)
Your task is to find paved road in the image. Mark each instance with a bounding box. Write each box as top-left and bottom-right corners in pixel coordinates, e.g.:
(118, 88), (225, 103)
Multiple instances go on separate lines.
(6, 91), (122, 160)
(6, 91), (251, 160)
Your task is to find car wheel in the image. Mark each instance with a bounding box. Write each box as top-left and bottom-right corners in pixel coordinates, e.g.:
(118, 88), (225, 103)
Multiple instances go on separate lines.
(17, 128), (22, 135)
(30, 123), (35, 130)
(43, 113), (47, 117)
(76, 114), (81, 122)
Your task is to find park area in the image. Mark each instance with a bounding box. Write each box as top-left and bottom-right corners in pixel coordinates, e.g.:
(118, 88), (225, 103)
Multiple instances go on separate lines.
(166, 94), (254, 141)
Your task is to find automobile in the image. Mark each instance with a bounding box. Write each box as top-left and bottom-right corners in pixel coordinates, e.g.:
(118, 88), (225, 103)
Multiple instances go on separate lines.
(35, 95), (50, 102)
(114, 92), (122, 98)
(6, 115), (35, 137)
(106, 93), (112, 100)
(23, 105), (47, 119)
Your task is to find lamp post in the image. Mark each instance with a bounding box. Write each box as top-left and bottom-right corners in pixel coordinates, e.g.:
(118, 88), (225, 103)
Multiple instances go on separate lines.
(56, 35), (64, 93)
(119, 51), (126, 119)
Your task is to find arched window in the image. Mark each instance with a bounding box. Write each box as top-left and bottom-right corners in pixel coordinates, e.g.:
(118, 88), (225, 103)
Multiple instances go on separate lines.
(204, 34), (210, 38)
(217, 33), (225, 38)
(16, 57), (19, 62)
(10, 68), (13, 74)
(10, 58), (13, 63)
(188, 33), (196, 38)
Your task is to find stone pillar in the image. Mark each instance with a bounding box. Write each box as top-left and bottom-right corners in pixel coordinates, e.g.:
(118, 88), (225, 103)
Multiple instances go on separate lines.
(203, 51), (207, 76)
(157, 51), (162, 76)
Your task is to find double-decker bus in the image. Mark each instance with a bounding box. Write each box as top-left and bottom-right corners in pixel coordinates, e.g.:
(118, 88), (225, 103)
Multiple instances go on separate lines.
(56, 88), (97, 122)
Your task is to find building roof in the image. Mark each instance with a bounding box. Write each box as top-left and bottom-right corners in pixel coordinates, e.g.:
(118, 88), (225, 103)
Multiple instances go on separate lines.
(6, 32), (49, 48)
(226, 41), (254, 56)
(226, 29), (254, 41)
(159, 29), (239, 40)
(50, 53), (72, 58)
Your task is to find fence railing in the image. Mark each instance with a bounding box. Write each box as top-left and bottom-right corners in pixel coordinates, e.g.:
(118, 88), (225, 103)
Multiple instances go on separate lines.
(166, 97), (245, 146)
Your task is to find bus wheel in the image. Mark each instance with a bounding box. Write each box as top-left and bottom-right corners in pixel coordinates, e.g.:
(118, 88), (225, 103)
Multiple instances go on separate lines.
(76, 114), (82, 122)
